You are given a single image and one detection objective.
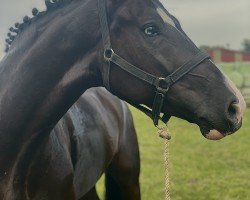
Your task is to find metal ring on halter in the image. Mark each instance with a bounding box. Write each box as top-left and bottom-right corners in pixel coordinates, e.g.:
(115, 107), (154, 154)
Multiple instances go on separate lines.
(155, 78), (170, 93)
(104, 48), (114, 61)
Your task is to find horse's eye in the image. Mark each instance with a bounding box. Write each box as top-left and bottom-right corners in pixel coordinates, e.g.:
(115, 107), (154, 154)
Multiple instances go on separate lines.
(143, 24), (160, 37)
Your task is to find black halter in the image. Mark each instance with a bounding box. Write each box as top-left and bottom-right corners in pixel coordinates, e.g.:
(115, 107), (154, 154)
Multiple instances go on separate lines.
(98, 0), (210, 126)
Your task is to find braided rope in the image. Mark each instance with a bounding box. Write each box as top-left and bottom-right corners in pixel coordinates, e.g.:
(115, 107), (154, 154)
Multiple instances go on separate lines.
(164, 139), (170, 200)
(158, 126), (171, 200)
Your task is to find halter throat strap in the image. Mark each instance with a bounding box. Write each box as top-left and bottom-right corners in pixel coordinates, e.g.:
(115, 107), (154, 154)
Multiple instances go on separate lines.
(98, 0), (210, 126)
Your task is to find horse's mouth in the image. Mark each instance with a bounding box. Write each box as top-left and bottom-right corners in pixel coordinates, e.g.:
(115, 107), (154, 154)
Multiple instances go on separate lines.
(197, 119), (242, 140)
(199, 126), (226, 140)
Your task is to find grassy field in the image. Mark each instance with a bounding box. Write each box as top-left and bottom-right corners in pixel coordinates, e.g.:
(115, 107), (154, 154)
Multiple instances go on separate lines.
(97, 62), (250, 200)
(97, 108), (250, 200)
(219, 62), (250, 103)
(219, 62), (250, 75)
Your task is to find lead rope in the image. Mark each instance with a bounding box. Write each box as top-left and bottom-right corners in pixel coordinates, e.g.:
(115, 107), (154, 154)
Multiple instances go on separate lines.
(158, 126), (171, 200)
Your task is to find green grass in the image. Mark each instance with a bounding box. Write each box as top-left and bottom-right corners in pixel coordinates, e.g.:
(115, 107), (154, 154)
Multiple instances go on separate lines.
(219, 62), (250, 75)
(219, 62), (250, 100)
(97, 108), (250, 200)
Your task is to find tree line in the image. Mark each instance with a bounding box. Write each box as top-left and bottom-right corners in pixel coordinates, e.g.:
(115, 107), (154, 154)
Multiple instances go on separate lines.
(242, 39), (250, 52)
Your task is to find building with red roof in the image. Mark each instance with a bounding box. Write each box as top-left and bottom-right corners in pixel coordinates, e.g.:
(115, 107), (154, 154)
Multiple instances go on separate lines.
(205, 47), (250, 63)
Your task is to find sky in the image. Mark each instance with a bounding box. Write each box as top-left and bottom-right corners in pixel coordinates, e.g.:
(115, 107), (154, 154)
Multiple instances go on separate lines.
(0, 0), (249, 58)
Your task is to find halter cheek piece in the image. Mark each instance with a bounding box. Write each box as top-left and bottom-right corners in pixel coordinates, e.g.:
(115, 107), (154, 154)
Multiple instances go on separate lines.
(98, 0), (210, 126)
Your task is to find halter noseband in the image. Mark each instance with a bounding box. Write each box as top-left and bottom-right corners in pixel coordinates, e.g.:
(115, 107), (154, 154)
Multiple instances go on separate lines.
(98, 0), (210, 126)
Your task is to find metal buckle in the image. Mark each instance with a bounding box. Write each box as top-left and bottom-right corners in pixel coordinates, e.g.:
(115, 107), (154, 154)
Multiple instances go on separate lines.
(156, 78), (170, 93)
(104, 48), (114, 61)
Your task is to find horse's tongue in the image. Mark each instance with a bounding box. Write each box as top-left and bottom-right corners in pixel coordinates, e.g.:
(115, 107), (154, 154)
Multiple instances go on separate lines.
(205, 130), (225, 140)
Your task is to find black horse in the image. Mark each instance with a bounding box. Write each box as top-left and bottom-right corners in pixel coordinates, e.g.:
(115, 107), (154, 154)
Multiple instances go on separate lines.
(0, 0), (246, 199)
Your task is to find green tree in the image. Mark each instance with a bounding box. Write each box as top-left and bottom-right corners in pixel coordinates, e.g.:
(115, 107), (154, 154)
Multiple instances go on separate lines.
(242, 39), (250, 52)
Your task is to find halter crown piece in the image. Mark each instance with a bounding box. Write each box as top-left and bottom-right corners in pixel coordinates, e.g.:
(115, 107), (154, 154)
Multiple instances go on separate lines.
(98, 0), (210, 128)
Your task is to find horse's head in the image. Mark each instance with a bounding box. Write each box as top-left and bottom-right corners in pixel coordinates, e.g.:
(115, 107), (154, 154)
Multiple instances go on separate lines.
(103, 0), (246, 140)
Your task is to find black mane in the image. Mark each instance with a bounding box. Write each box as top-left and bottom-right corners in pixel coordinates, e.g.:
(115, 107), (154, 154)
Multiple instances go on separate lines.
(4, 0), (73, 53)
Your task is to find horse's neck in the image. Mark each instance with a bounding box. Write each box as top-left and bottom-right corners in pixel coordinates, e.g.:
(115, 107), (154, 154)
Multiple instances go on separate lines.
(0, 0), (103, 180)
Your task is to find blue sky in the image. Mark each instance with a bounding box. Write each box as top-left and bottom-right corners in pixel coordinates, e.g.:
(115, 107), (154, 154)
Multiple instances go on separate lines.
(0, 0), (249, 58)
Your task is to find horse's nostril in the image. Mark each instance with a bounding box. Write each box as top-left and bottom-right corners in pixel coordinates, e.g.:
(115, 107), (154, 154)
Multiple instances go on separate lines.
(228, 102), (238, 117)
(227, 100), (242, 131)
